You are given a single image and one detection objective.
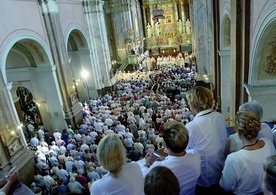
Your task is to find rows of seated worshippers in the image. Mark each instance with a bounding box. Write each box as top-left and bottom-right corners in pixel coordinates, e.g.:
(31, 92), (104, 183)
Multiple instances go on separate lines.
(28, 67), (197, 194)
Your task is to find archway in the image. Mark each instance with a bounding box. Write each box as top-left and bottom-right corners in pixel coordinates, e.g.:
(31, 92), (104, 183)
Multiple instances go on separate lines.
(246, 6), (276, 121)
(67, 29), (98, 101)
(5, 38), (66, 133)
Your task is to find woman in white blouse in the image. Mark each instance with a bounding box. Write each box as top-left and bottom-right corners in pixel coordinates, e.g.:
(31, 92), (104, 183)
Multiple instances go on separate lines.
(220, 110), (276, 194)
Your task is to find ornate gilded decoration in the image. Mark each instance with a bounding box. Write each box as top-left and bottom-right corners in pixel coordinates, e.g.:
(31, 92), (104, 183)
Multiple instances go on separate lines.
(265, 35), (276, 75)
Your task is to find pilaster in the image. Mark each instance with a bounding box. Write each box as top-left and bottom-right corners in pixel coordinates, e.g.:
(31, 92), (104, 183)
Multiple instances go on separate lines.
(142, 6), (148, 34)
(191, 0), (214, 75)
(39, 0), (76, 126)
(83, 0), (105, 91)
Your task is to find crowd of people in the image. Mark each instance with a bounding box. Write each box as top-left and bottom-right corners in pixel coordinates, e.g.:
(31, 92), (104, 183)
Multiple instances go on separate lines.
(17, 65), (276, 195)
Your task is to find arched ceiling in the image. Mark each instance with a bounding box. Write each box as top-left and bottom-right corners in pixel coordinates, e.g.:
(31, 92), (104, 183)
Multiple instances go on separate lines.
(67, 30), (87, 51)
(6, 39), (48, 69)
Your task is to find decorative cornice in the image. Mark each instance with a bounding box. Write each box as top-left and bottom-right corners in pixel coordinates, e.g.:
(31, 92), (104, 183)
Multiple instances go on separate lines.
(244, 84), (276, 98)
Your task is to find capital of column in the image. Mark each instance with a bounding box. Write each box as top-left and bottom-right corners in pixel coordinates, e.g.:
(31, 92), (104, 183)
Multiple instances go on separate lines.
(6, 82), (13, 91)
(39, 0), (58, 13)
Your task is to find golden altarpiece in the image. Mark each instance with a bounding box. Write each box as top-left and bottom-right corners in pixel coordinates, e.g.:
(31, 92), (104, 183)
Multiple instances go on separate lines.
(141, 0), (192, 56)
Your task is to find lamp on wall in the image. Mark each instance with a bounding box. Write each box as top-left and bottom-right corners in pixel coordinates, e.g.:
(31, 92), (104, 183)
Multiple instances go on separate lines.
(81, 68), (90, 99)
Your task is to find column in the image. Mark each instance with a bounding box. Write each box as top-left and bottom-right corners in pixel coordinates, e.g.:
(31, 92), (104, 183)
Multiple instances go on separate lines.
(218, 49), (231, 119)
(229, 0), (250, 126)
(40, 0), (76, 125)
(174, 2), (178, 29)
(191, 0), (213, 75)
(179, 0), (186, 33)
(0, 73), (32, 169)
(142, 6), (147, 34)
(95, 1), (114, 87)
(149, 4), (155, 35)
(83, 0), (104, 92)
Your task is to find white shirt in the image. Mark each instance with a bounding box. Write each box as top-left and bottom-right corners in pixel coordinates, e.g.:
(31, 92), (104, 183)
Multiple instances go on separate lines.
(186, 109), (227, 187)
(90, 162), (144, 195)
(141, 150), (201, 195)
(225, 123), (274, 156)
(53, 132), (62, 141)
(30, 137), (39, 147)
(220, 138), (276, 194)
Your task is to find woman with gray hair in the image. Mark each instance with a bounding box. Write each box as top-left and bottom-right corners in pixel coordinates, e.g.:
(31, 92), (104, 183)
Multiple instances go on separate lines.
(225, 100), (274, 156)
(89, 134), (144, 195)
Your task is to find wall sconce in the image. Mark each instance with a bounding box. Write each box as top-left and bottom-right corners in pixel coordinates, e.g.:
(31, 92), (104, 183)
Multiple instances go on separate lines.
(36, 101), (46, 107)
(203, 74), (213, 81)
(72, 79), (80, 89)
(111, 60), (117, 66)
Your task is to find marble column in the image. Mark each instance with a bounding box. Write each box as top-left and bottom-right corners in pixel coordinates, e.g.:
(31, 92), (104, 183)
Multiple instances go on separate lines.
(173, 2), (179, 30)
(39, 0), (78, 125)
(218, 49), (231, 119)
(179, 0), (186, 33)
(92, 1), (114, 88)
(0, 73), (33, 171)
(149, 5), (155, 35)
(190, 0), (213, 75)
(83, 0), (104, 91)
(109, 1), (135, 62)
(229, 0), (249, 126)
(142, 6), (148, 34)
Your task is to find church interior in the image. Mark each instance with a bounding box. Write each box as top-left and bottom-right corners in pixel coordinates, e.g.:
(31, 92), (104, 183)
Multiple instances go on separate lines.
(0, 0), (276, 191)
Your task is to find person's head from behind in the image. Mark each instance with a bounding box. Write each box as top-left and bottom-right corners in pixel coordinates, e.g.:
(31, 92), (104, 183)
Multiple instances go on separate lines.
(262, 155), (276, 195)
(235, 110), (261, 140)
(186, 86), (213, 114)
(144, 166), (180, 195)
(96, 134), (126, 177)
(239, 100), (263, 120)
(162, 120), (189, 154)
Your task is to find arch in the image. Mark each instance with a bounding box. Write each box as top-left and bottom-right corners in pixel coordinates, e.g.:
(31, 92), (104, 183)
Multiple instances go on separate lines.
(64, 23), (89, 52)
(0, 30), (54, 83)
(65, 24), (95, 100)
(249, 5), (276, 86)
(220, 8), (231, 49)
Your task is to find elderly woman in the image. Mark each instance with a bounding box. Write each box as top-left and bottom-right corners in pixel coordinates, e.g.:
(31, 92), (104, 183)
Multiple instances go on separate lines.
(185, 86), (227, 194)
(219, 110), (276, 194)
(68, 176), (83, 194)
(225, 100), (274, 156)
(89, 134), (144, 195)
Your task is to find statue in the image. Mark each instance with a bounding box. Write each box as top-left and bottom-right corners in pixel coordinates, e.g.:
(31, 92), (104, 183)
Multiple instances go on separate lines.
(155, 22), (160, 37)
(177, 19), (183, 34)
(186, 19), (191, 35)
(146, 23), (152, 38)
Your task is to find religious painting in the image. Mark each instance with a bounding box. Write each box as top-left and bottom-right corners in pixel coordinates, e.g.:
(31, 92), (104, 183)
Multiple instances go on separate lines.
(165, 16), (172, 23)
(7, 138), (22, 157)
(258, 25), (276, 79)
(162, 7), (174, 31)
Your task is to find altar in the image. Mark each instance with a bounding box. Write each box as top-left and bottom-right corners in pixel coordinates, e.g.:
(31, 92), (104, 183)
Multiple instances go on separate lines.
(156, 53), (185, 69)
(141, 0), (192, 56)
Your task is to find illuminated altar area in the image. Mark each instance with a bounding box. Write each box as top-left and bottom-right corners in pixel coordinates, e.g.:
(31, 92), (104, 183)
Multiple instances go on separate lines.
(141, 0), (192, 56)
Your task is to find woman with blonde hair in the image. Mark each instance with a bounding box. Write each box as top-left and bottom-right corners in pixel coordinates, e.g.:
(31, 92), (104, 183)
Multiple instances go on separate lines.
(220, 110), (275, 194)
(90, 134), (144, 194)
(185, 86), (227, 194)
